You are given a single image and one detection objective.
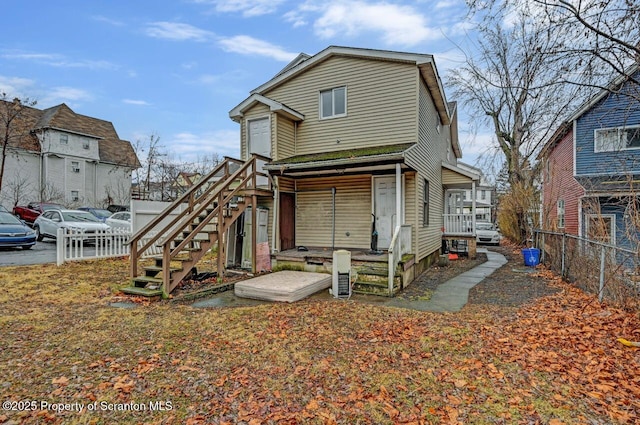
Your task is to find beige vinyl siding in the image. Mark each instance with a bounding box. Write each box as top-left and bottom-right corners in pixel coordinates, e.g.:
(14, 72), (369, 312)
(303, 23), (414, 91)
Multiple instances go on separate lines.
(274, 115), (296, 160)
(442, 168), (471, 185)
(404, 79), (449, 261)
(295, 175), (372, 249)
(277, 176), (295, 192)
(240, 104), (271, 160)
(264, 56), (418, 156)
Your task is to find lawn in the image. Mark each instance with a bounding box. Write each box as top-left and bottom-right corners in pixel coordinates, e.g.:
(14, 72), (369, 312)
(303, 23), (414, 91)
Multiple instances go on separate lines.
(0, 257), (639, 424)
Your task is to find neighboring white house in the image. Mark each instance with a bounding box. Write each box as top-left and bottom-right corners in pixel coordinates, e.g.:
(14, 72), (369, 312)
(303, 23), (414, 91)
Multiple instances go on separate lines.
(457, 162), (495, 223)
(0, 102), (140, 209)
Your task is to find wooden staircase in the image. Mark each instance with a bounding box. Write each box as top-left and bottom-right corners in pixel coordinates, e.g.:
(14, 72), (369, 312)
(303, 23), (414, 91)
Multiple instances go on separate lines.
(123, 154), (272, 298)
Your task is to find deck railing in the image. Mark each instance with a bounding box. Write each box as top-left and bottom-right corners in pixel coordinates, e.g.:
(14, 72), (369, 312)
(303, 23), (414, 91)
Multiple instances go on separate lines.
(442, 214), (475, 236)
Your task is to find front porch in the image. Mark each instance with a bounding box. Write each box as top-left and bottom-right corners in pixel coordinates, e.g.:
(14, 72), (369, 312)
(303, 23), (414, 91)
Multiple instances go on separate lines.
(272, 246), (416, 296)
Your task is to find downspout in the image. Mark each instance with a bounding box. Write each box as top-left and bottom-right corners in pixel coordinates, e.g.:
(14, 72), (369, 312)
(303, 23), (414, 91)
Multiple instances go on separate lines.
(270, 174), (279, 254)
(332, 187), (336, 251)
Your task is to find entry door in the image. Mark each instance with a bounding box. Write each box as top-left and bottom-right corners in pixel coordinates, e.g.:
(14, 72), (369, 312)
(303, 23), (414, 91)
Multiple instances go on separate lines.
(280, 192), (295, 251)
(248, 118), (270, 186)
(374, 176), (397, 249)
(446, 191), (464, 215)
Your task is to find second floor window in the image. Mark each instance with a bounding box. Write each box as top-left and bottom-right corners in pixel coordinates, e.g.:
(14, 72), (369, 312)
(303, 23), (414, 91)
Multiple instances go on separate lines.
(60, 134), (68, 144)
(71, 161), (80, 173)
(320, 86), (346, 119)
(595, 126), (640, 152)
(481, 190), (486, 200)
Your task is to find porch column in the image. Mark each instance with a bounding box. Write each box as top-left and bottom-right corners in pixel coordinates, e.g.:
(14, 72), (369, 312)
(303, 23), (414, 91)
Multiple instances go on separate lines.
(396, 163), (402, 226)
(472, 181), (476, 231)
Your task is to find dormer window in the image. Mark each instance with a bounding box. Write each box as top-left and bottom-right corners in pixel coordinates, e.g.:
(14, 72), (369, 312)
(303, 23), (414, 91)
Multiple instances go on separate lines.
(60, 134), (68, 144)
(320, 86), (346, 119)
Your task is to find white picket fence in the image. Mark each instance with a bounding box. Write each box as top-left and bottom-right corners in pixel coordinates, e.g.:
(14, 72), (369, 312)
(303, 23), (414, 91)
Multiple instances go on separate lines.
(56, 228), (163, 265)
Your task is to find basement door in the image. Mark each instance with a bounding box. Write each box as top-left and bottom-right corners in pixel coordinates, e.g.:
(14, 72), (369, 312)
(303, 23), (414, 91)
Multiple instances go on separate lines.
(374, 176), (397, 249)
(248, 118), (271, 186)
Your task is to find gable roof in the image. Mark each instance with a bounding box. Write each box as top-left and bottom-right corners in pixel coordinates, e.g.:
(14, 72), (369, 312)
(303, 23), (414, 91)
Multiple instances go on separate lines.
(232, 45), (451, 125)
(538, 64), (640, 160)
(229, 94), (305, 122)
(1, 100), (140, 168)
(567, 63), (640, 123)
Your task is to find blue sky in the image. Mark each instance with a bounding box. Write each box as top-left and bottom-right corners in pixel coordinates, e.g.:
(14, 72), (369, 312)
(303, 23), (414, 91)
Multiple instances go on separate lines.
(1, 0), (489, 165)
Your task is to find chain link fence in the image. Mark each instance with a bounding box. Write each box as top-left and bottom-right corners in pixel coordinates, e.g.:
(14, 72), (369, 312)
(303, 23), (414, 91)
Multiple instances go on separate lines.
(534, 230), (640, 310)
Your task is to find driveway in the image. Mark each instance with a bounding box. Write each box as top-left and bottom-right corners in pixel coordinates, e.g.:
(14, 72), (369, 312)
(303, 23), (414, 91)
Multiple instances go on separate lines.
(0, 240), (102, 266)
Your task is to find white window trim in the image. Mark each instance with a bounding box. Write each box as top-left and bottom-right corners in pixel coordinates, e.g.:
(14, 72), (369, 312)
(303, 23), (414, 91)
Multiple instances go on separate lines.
(594, 125), (640, 153)
(319, 86), (347, 120)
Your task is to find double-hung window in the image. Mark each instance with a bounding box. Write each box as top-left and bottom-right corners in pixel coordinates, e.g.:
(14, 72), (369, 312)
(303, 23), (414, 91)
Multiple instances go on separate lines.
(595, 126), (640, 152)
(320, 86), (346, 119)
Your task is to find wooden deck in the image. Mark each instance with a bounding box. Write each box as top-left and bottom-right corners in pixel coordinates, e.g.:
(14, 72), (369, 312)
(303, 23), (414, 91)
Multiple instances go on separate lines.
(274, 247), (388, 263)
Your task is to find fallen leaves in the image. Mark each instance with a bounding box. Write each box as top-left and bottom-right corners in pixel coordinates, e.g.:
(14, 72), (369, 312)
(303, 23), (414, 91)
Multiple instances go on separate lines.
(1, 257), (639, 424)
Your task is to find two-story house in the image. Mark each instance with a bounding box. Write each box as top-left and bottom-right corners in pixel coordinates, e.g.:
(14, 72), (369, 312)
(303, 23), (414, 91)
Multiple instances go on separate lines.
(456, 162), (495, 223)
(540, 66), (640, 248)
(0, 102), (140, 209)
(126, 46), (479, 298)
(228, 46), (479, 286)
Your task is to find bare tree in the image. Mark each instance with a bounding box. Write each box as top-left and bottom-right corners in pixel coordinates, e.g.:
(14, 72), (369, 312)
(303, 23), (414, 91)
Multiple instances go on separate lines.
(0, 94), (37, 193)
(2, 170), (32, 208)
(448, 6), (586, 241)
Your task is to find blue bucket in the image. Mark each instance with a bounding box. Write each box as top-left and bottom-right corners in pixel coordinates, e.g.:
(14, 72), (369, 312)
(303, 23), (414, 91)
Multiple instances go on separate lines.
(522, 248), (540, 267)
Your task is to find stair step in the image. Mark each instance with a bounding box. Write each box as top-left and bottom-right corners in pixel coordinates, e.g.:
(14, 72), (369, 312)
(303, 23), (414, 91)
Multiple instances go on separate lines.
(121, 286), (163, 297)
(143, 265), (182, 273)
(132, 275), (163, 285)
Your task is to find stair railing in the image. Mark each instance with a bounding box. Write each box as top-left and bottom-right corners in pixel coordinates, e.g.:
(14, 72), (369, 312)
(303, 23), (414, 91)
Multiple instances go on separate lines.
(129, 156), (243, 280)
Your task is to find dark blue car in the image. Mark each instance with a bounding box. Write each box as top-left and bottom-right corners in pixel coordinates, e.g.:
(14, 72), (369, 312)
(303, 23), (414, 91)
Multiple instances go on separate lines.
(0, 211), (37, 249)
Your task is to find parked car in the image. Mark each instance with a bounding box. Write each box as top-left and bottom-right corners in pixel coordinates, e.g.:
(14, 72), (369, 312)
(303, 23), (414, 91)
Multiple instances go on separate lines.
(13, 202), (63, 225)
(0, 211), (37, 249)
(107, 204), (129, 213)
(77, 207), (112, 222)
(105, 211), (132, 231)
(33, 209), (110, 242)
(476, 222), (501, 246)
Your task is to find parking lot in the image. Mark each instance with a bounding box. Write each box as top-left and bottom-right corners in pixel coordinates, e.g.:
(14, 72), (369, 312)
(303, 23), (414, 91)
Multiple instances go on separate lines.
(0, 240), (100, 266)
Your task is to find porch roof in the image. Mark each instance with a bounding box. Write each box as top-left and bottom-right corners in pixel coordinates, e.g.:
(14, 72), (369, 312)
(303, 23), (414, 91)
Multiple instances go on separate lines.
(264, 143), (414, 176)
(442, 162), (480, 188)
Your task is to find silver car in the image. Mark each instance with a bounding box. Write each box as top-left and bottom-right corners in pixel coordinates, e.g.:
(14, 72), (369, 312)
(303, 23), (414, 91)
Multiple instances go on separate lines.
(105, 211), (132, 231)
(34, 209), (110, 242)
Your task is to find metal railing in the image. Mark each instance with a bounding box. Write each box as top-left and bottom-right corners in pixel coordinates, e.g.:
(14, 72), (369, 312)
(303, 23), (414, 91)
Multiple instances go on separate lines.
(388, 224), (412, 295)
(534, 229), (640, 309)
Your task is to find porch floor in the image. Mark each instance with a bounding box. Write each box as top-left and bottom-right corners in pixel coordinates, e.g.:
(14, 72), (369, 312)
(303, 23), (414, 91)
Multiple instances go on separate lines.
(274, 247), (388, 263)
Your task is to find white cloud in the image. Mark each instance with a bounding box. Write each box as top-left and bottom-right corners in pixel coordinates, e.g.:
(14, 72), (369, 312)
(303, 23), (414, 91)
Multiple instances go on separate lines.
(41, 87), (93, 106)
(92, 15), (125, 26)
(167, 130), (240, 162)
(0, 76), (36, 99)
(123, 99), (150, 106)
(2, 51), (117, 70)
(287, 1), (441, 46)
(145, 22), (215, 42)
(192, 0), (285, 17)
(218, 36), (297, 62)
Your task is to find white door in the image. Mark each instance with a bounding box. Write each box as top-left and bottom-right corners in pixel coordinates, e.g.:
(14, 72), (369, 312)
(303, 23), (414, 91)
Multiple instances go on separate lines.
(248, 118), (270, 186)
(374, 176), (397, 249)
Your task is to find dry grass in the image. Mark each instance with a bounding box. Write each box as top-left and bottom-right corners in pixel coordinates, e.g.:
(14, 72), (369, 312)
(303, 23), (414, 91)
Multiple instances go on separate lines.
(0, 257), (638, 424)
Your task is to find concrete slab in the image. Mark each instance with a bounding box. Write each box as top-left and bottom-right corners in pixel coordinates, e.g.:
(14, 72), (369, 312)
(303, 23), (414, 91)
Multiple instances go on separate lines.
(234, 270), (332, 302)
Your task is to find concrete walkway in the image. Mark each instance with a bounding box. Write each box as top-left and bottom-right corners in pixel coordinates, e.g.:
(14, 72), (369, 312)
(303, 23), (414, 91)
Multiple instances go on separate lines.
(383, 248), (508, 312)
